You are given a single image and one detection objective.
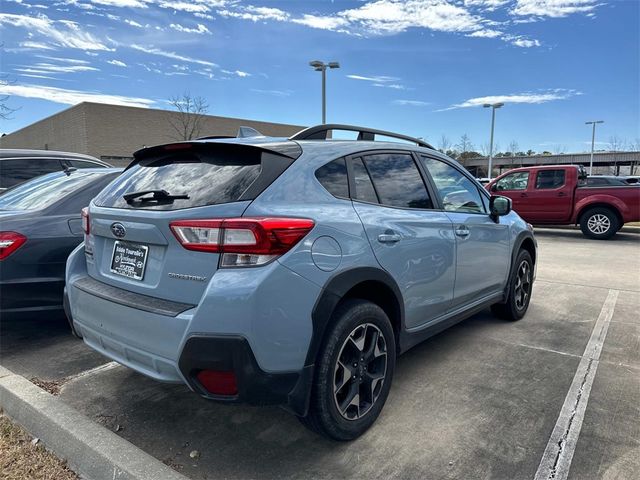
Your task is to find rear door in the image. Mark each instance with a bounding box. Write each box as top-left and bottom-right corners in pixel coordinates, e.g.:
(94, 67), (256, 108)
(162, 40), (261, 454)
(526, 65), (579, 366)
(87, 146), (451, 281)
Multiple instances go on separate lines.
(525, 168), (573, 223)
(86, 143), (294, 305)
(420, 156), (510, 309)
(349, 151), (456, 329)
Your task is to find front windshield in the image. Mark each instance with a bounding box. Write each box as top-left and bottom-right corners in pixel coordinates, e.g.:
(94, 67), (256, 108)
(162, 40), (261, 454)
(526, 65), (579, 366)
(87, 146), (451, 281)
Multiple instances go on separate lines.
(0, 171), (105, 211)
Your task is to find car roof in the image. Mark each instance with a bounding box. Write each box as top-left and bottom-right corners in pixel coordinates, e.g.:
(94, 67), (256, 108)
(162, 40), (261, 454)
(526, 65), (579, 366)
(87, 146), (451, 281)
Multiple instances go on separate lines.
(0, 148), (108, 165)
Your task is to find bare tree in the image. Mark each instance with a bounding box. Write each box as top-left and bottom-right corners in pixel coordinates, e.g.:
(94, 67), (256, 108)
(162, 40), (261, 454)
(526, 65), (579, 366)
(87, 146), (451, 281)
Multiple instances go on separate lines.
(630, 138), (640, 151)
(553, 144), (567, 154)
(0, 45), (18, 120)
(438, 134), (451, 153)
(456, 134), (473, 154)
(168, 92), (210, 141)
(480, 141), (500, 157)
(607, 135), (626, 152)
(508, 141), (519, 157)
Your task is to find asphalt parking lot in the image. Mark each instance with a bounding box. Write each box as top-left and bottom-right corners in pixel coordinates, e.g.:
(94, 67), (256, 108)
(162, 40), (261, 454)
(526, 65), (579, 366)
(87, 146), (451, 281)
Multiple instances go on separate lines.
(1, 227), (638, 480)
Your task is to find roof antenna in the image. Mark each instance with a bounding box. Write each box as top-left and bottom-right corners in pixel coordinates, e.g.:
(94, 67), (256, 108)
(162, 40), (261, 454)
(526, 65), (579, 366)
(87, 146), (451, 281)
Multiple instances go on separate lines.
(237, 126), (263, 138)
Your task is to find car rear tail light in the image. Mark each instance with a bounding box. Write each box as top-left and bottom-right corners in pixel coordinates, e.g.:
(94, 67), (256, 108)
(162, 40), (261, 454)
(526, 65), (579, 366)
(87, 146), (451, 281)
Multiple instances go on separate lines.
(196, 370), (238, 396)
(170, 217), (314, 267)
(81, 207), (90, 234)
(0, 231), (27, 260)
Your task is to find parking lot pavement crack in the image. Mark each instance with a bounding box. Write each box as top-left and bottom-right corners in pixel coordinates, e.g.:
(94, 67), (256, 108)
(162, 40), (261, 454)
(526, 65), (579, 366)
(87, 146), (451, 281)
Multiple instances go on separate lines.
(534, 289), (619, 480)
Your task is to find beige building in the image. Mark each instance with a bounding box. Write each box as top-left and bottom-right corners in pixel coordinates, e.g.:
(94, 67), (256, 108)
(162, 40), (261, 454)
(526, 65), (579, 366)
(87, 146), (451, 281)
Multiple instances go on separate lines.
(0, 102), (306, 167)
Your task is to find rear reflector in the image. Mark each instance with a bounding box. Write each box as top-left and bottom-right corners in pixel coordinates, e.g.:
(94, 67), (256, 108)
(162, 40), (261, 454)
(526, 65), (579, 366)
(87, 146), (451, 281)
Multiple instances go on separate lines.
(170, 217), (314, 267)
(81, 207), (90, 234)
(0, 231), (27, 260)
(196, 370), (238, 396)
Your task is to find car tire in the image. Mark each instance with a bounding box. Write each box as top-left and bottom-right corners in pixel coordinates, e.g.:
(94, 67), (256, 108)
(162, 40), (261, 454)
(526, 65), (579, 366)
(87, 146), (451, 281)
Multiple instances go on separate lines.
(299, 299), (396, 441)
(491, 249), (533, 321)
(579, 207), (619, 240)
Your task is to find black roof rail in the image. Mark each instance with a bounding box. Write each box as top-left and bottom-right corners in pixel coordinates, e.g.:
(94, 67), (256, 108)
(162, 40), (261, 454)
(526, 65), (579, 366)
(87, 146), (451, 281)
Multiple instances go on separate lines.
(289, 124), (434, 149)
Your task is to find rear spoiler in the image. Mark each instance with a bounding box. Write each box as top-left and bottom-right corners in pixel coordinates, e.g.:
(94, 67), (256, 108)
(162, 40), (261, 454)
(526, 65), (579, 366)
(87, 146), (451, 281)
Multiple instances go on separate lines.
(129, 138), (302, 170)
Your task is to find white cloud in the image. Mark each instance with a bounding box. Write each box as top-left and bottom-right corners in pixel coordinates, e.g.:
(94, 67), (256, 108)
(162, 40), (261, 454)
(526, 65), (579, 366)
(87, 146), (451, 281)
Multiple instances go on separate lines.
(347, 74), (401, 83)
(466, 28), (502, 38)
(291, 14), (350, 31)
(440, 89), (582, 110)
(222, 69), (251, 77)
(130, 44), (216, 66)
(464, 0), (510, 8)
(0, 83), (155, 108)
(90, 0), (148, 7)
(169, 23), (211, 35)
(19, 41), (56, 50)
(218, 6), (290, 22)
(0, 13), (112, 51)
(393, 99), (430, 106)
(108, 59), (127, 67)
(250, 89), (292, 97)
(125, 19), (143, 27)
(511, 0), (601, 18)
(16, 62), (99, 74)
(338, 0), (484, 35)
(157, 1), (210, 13)
(509, 36), (541, 47)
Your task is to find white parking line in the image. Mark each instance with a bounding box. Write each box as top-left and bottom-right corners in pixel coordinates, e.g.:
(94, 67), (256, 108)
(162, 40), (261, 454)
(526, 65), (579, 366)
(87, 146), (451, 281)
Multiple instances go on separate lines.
(64, 361), (121, 384)
(534, 289), (619, 480)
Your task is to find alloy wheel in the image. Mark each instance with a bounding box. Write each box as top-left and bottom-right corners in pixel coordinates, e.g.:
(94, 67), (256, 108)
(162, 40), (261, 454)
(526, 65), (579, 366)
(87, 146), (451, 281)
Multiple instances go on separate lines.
(333, 323), (388, 420)
(587, 213), (610, 235)
(514, 260), (532, 311)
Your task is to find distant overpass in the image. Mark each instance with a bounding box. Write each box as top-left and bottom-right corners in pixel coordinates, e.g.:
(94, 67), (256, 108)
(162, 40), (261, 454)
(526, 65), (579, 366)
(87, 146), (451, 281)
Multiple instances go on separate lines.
(459, 151), (640, 177)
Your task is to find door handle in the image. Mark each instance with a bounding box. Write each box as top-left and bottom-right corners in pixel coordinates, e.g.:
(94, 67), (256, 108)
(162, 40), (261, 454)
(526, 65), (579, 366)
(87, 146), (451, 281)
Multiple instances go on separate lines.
(455, 226), (470, 238)
(520, 193), (528, 197)
(557, 192), (567, 197)
(378, 233), (401, 243)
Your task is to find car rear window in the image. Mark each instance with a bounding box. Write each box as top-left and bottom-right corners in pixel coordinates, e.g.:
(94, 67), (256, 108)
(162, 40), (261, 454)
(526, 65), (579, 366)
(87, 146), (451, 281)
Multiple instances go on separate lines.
(0, 171), (108, 211)
(93, 149), (263, 210)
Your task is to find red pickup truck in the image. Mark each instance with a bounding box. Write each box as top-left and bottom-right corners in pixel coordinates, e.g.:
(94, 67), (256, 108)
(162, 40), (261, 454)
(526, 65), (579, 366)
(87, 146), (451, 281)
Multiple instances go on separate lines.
(486, 165), (640, 239)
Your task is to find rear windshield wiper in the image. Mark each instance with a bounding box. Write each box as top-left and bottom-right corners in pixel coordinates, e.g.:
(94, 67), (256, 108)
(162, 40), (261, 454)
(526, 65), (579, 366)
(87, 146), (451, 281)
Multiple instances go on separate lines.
(123, 189), (190, 204)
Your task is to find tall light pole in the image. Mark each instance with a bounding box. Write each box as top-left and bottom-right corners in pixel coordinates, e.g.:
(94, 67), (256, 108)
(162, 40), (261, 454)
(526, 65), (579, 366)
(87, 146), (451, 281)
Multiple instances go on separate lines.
(483, 102), (503, 179)
(585, 120), (604, 175)
(309, 60), (340, 124)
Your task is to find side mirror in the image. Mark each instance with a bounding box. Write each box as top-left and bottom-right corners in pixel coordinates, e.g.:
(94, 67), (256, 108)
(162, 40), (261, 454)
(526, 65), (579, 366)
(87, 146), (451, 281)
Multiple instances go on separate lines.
(490, 195), (512, 219)
(490, 183), (498, 192)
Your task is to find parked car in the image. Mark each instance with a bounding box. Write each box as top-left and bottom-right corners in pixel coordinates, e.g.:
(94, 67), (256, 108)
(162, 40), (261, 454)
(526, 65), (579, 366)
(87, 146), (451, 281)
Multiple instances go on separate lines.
(487, 165), (640, 239)
(0, 168), (122, 318)
(65, 124), (536, 440)
(0, 149), (111, 192)
(586, 175), (638, 187)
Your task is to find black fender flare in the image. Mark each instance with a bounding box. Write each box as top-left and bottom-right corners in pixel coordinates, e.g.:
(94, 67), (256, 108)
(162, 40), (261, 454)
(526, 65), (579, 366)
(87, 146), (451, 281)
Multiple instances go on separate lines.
(502, 230), (537, 301)
(305, 266), (404, 367)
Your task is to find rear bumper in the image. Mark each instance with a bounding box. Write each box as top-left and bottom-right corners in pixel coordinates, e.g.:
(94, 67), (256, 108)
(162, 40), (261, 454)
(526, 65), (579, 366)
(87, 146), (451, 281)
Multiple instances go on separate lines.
(179, 335), (312, 415)
(65, 243), (320, 415)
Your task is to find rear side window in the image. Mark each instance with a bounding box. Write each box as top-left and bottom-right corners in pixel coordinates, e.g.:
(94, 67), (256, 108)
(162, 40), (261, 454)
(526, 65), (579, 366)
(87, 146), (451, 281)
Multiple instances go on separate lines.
(361, 153), (432, 209)
(94, 148), (264, 210)
(0, 158), (63, 189)
(315, 158), (349, 198)
(536, 170), (565, 189)
(68, 160), (102, 169)
(352, 158), (378, 203)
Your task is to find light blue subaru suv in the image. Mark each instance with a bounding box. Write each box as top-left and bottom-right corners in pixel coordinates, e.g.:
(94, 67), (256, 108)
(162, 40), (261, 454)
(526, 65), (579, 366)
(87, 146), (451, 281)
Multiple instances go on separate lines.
(65, 124), (536, 440)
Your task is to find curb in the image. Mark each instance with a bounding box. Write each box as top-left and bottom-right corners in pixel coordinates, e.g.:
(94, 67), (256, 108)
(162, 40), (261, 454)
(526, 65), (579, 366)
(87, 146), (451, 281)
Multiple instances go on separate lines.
(0, 365), (188, 480)
(533, 225), (640, 233)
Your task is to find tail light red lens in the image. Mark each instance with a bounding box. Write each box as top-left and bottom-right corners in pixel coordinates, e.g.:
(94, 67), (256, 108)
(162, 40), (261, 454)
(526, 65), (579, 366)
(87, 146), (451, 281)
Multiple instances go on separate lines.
(170, 217), (314, 267)
(0, 231), (27, 260)
(196, 370), (238, 396)
(81, 207), (90, 234)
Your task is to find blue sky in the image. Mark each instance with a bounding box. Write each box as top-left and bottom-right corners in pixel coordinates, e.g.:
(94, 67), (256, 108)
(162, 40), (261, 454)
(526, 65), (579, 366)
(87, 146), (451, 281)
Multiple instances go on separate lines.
(0, 0), (638, 153)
